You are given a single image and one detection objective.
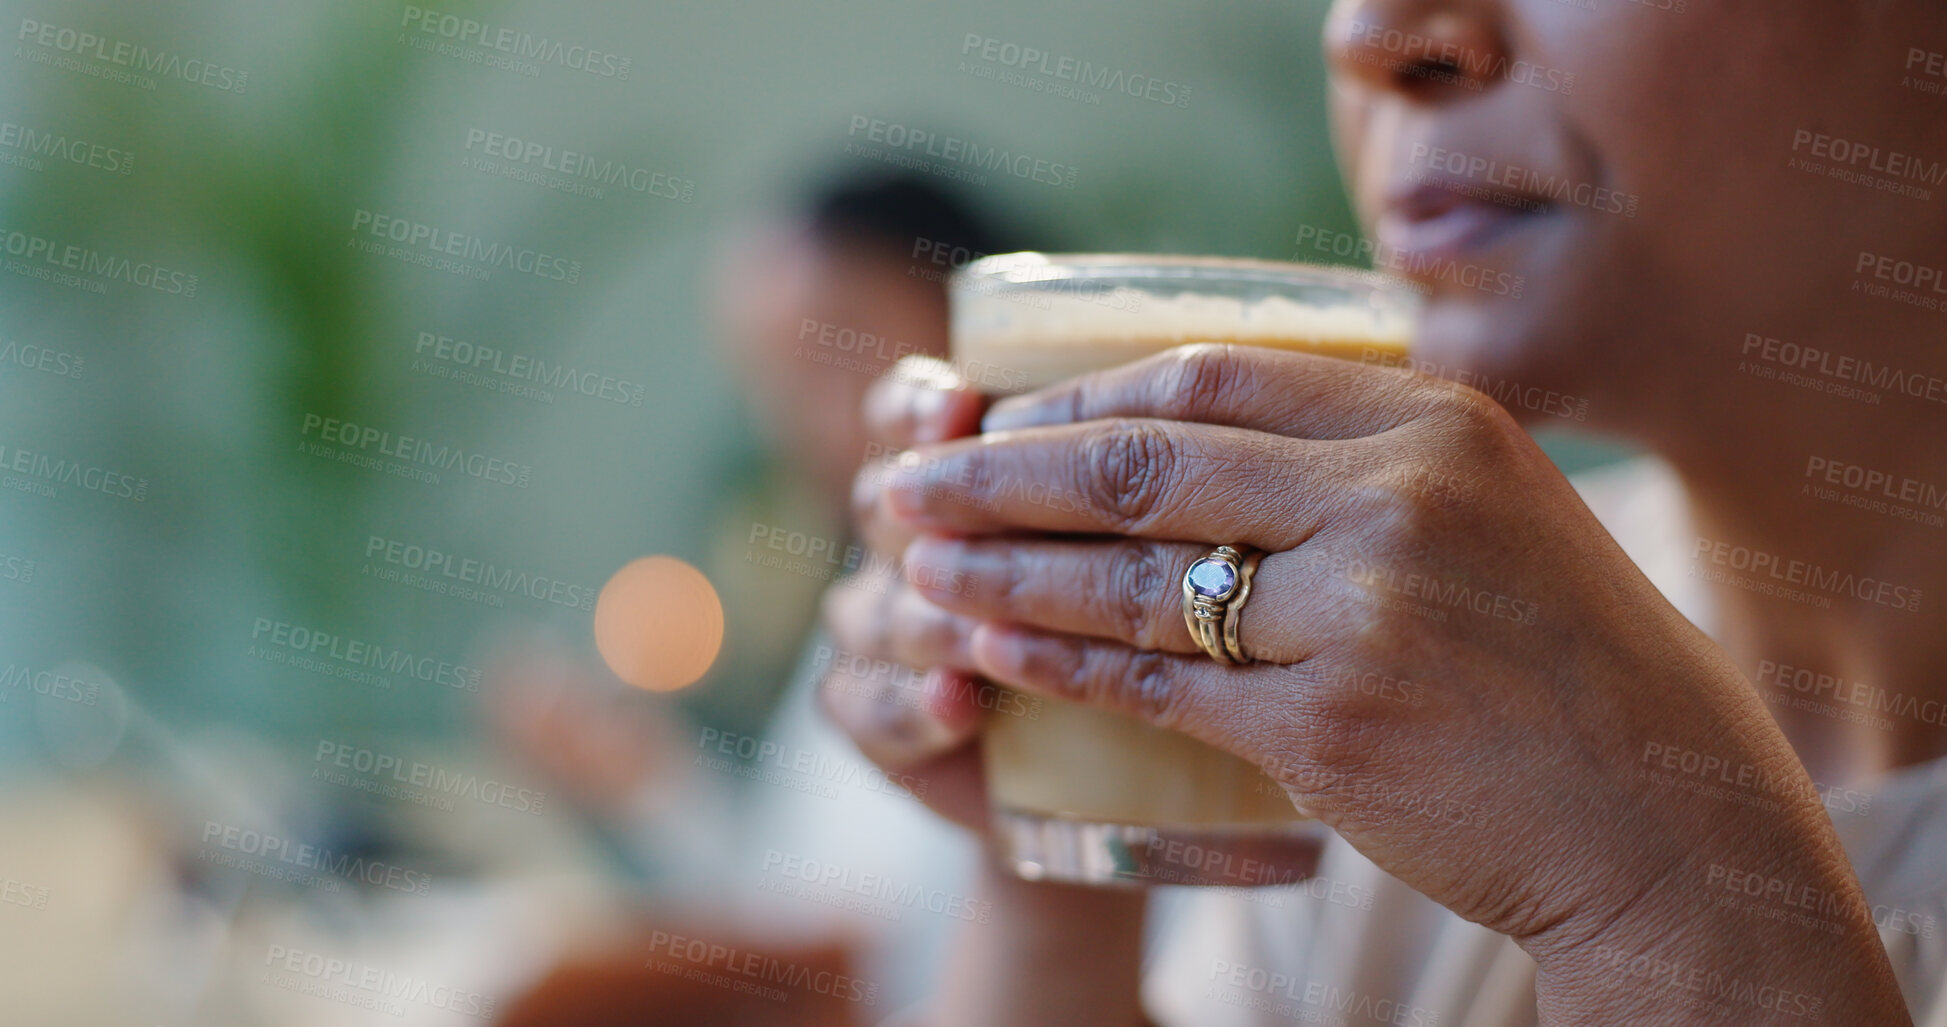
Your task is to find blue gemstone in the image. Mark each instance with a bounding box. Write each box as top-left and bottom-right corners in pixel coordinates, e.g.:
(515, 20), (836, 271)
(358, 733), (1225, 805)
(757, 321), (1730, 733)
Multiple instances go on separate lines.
(1187, 558), (1237, 598)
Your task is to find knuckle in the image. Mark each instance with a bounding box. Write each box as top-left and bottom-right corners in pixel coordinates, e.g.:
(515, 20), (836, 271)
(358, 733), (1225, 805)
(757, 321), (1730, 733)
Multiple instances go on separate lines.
(824, 574), (894, 655)
(1276, 696), (1380, 798)
(1439, 383), (1521, 440)
(1102, 544), (1173, 647)
(1080, 420), (1176, 528)
(1156, 344), (1246, 422)
(900, 601), (962, 667)
(1113, 649), (1192, 731)
(986, 546), (1032, 610)
(1348, 462), (1452, 557)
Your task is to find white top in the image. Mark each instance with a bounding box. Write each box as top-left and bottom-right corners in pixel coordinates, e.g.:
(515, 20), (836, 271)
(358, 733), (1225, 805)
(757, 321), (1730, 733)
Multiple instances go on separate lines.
(1143, 457), (1947, 1026)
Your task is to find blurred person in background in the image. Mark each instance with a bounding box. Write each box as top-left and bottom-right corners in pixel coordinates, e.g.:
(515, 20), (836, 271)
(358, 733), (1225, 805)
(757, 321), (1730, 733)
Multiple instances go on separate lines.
(822, 2), (1947, 1025)
(491, 170), (1010, 869)
(495, 169), (1022, 1023)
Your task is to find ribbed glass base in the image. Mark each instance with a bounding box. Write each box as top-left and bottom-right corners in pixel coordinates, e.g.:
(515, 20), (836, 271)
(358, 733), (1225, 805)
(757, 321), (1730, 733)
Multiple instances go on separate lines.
(995, 809), (1330, 888)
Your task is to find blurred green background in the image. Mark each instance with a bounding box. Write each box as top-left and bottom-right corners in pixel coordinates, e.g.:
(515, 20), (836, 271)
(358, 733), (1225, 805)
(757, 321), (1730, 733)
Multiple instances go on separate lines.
(0, 1), (1629, 1021)
(0, 0), (1379, 746)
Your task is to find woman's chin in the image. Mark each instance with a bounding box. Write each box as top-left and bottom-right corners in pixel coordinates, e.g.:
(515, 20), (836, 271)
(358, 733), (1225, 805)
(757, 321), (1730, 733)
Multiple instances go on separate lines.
(1408, 294), (1595, 429)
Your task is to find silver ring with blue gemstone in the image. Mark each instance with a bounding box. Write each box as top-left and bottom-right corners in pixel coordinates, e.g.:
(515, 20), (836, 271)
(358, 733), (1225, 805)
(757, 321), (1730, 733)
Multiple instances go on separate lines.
(1181, 545), (1261, 665)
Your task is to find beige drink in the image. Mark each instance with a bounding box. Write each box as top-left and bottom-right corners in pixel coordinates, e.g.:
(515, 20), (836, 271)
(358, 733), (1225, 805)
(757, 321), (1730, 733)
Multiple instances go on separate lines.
(949, 254), (1416, 886)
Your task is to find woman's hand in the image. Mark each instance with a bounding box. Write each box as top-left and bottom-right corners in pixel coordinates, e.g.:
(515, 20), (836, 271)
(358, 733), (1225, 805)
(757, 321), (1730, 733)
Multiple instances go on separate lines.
(866, 344), (1909, 1023)
(816, 358), (995, 830)
(817, 359), (1153, 1027)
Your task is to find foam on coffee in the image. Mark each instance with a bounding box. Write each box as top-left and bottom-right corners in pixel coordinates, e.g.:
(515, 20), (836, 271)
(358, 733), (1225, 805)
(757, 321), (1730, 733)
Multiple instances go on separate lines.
(954, 285), (1415, 392)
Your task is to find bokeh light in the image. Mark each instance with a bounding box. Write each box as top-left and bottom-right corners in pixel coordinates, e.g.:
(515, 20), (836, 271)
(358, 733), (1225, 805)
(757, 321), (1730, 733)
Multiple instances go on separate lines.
(593, 556), (724, 692)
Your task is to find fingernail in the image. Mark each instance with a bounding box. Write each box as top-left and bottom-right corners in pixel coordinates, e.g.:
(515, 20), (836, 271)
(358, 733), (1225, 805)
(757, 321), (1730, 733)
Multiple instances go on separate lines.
(882, 462), (928, 520)
(891, 355), (964, 391)
(911, 388), (952, 443)
(921, 669), (987, 730)
(970, 622), (1030, 683)
(903, 536), (966, 594)
(980, 395), (1042, 432)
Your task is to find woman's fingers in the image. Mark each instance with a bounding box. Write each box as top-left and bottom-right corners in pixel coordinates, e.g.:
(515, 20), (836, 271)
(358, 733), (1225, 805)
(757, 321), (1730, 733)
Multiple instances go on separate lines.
(817, 660), (983, 772)
(879, 418), (1363, 548)
(855, 356), (991, 556)
(814, 658), (993, 832)
(864, 356), (988, 449)
(823, 568), (980, 674)
(817, 569), (986, 782)
(905, 536), (1324, 664)
(965, 622), (1296, 764)
(982, 343), (1441, 439)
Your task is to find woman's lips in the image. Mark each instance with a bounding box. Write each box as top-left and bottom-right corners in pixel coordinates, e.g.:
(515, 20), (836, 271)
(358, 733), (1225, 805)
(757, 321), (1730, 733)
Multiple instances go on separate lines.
(1374, 181), (1551, 269)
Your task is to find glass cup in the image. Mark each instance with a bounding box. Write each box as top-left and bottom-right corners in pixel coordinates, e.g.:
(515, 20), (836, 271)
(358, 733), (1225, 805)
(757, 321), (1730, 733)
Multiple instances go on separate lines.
(948, 253), (1420, 887)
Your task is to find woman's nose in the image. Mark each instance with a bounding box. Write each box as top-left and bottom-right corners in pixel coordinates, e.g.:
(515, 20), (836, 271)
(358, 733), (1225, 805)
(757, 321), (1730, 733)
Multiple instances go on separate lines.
(1324, 0), (1510, 101)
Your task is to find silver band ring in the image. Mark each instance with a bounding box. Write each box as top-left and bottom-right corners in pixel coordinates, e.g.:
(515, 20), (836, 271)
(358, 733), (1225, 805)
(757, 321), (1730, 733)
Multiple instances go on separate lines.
(1181, 545), (1260, 665)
